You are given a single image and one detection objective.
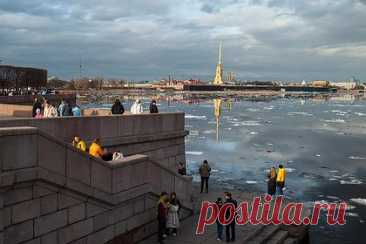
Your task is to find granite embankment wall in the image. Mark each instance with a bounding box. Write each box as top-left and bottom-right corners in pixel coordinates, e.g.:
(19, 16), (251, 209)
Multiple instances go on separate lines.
(0, 113), (187, 170)
(0, 124), (192, 244)
(0, 104), (111, 117)
(0, 94), (76, 105)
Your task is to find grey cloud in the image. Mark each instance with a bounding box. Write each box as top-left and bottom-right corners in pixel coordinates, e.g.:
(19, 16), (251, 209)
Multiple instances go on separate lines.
(0, 0), (365, 81)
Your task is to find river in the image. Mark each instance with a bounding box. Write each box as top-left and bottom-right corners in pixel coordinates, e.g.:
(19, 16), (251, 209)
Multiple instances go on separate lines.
(86, 92), (366, 244)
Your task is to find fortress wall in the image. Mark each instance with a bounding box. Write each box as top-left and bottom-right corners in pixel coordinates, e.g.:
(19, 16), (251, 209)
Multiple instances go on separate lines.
(0, 126), (192, 244)
(0, 113), (187, 170)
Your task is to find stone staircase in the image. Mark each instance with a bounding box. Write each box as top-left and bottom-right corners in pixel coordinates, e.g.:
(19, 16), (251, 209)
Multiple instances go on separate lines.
(242, 224), (303, 244)
(139, 212), (308, 244)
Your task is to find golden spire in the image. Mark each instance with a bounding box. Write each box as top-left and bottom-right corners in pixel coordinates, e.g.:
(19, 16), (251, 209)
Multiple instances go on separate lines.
(213, 41), (223, 85)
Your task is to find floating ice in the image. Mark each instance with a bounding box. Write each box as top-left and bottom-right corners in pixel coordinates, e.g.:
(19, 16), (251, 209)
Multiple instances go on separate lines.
(242, 121), (261, 126)
(329, 170), (339, 173)
(288, 112), (313, 116)
(326, 196), (339, 200)
(346, 212), (359, 218)
(185, 114), (207, 120)
(315, 154), (321, 157)
(189, 130), (199, 136)
(249, 132), (258, 135)
(349, 156), (366, 160)
(323, 119), (346, 123)
(331, 110), (347, 116)
(350, 198), (366, 206)
(186, 151), (203, 156)
(286, 168), (296, 173)
(245, 180), (257, 184)
(247, 108), (260, 112)
(355, 112), (366, 116)
(340, 179), (363, 185)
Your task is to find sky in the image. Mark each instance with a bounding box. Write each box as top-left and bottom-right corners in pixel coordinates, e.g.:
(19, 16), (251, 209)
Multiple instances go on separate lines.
(0, 0), (366, 81)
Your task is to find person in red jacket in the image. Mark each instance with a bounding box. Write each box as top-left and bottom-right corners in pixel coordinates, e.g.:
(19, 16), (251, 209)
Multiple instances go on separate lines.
(157, 192), (169, 243)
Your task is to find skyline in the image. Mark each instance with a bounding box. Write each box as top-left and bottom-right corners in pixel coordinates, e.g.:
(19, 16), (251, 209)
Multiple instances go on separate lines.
(1, 0), (366, 81)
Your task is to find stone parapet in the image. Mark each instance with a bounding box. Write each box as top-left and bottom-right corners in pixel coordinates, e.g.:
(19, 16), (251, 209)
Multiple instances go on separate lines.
(0, 123), (192, 244)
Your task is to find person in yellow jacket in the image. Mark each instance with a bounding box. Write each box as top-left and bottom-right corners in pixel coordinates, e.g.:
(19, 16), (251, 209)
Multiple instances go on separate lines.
(72, 136), (86, 152)
(276, 164), (286, 195)
(89, 138), (103, 158)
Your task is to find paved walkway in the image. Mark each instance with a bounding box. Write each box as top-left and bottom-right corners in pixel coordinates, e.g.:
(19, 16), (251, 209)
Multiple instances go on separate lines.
(140, 185), (261, 244)
(139, 184), (307, 244)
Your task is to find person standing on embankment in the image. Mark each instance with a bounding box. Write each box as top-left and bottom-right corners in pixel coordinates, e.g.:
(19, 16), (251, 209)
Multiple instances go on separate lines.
(130, 99), (143, 114)
(267, 167), (277, 196)
(199, 160), (211, 193)
(276, 164), (286, 195)
(111, 99), (125, 115)
(150, 100), (159, 113)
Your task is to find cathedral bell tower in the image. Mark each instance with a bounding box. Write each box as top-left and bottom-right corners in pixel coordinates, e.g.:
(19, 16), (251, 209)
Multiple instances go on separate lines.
(213, 41), (224, 85)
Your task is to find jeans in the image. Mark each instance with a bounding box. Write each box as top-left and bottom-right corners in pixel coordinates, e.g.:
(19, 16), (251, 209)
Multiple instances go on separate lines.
(276, 185), (284, 195)
(201, 177), (209, 193)
(226, 222), (235, 242)
(217, 222), (223, 240)
(158, 219), (166, 242)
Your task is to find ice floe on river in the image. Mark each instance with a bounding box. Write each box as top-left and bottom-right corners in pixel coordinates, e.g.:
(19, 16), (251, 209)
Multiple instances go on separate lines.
(288, 112), (313, 116)
(349, 156), (366, 160)
(186, 151), (203, 156)
(185, 114), (207, 120)
(323, 119), (346, 123)
(350, 198), (366, 206)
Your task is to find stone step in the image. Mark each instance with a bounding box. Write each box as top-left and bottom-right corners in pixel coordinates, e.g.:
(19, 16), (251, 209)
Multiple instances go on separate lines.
(245, 225), (280, 244)
(266, 230), (289, 244)
(241, 224), (266, 243)
(283, 237), (298, 244)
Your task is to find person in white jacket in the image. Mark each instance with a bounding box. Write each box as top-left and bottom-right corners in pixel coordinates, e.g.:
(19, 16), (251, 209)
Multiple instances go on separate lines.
(43, 100), (58, 118)
(130, 99), (143, 114)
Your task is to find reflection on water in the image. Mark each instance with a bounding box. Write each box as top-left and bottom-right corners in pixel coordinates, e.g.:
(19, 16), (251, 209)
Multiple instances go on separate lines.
(88, 93), (366, 244)
(214, 98), (221, 141)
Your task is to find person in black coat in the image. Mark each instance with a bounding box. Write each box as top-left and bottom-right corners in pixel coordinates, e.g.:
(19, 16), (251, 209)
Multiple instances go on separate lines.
(225, 192), (237, 242)
(32, 97), (42, 117)
(111, 99), (125, 115)
(150, 100), (159, 113)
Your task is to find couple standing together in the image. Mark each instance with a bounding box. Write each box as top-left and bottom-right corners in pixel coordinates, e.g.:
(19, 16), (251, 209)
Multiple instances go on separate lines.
(267, 164), (286, 195)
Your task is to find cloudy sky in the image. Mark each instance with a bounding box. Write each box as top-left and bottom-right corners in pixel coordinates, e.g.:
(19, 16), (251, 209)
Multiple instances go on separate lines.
(0, 0), (366, 81)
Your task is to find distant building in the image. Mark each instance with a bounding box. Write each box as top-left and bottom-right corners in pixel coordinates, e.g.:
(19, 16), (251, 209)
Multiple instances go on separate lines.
(0, 65), (47, 92)
(160, 79), (203, 90)
(311, 80), (330, 87)
(330, 81), (357, 90)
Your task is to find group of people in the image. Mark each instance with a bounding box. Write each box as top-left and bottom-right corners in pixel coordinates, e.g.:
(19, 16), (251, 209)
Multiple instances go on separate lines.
(215, 192), (237, 242)
(32, 97), (81, 118)
(157, 192), (182, 244)
(71, 136), (123, 161)
(267, 164), (286, 195)
(32, 97), (159, 119)
(111, 99), (159, 115)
